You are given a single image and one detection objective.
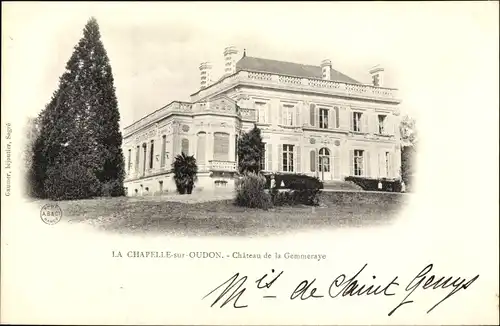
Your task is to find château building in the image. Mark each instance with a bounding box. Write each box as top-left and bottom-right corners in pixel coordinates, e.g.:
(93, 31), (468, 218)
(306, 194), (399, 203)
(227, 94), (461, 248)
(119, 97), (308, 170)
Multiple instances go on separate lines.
(122, 46), (402, 195)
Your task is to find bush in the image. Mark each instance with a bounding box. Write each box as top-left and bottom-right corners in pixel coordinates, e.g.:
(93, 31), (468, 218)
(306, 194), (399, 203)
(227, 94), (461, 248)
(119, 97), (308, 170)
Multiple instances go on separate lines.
(264, 173), (323, 190)
(43, 162), (101, 200)
(101, 179), (125, 197)
(265, 173), (323, 206)
(345, 176), (402, 192)
(235, 172), (272, 209)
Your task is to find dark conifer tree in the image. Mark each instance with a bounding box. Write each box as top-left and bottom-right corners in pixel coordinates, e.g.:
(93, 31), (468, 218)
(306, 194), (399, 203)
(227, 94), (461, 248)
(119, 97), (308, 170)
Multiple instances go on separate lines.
(30, 17), (124, 199)
(237, 125), (264, 174)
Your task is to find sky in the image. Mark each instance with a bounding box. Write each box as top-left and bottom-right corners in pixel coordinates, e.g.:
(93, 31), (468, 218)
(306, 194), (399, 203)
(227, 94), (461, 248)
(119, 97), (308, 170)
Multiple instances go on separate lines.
(2, 2), (499, 131)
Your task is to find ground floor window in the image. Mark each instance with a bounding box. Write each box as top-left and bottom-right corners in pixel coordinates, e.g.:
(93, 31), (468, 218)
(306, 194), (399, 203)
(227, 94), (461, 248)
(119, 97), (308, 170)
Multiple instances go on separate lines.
(354, 149), (364, 176)
(282, 144), (294, 172)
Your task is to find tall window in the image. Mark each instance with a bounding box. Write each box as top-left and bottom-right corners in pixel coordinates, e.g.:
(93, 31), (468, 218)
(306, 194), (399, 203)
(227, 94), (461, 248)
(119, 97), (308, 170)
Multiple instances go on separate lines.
(149, 140), (154, 169)
(135, 146), (140, 172)
(334, 107), (340, 128)
(282, 144), (294, 172)
(385, 151), (391, 177)
(256, 102), (267, 123)
(353, 112), (363, 132)
(319, 147), (330, 172)
(282, 104), (294, 126)
(142, 144), (147, 175)
(354, 150), (364, 176)
(197, 132), (206, 164)
(127, 149), (132, 173)
(378, 115), (387, 134)
(161, 135), (166, 167)
(213, 132), (229, 161)
(181, 138), (189, 156)
(260, 143), (266, 171)
(319, 108), (329, 129)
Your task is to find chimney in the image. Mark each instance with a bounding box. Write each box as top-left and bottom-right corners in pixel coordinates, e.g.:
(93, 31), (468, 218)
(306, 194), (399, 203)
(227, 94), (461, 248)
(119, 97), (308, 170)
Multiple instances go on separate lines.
(321, 59), (332, 80)
(369, 65), (385, 87)
(223, 46), (239, 76)
(199, 62), (213, 89)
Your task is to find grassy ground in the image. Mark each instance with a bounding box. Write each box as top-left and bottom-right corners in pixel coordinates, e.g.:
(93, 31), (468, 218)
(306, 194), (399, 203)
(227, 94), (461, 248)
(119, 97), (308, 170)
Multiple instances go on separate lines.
(54, 191), (409, 237)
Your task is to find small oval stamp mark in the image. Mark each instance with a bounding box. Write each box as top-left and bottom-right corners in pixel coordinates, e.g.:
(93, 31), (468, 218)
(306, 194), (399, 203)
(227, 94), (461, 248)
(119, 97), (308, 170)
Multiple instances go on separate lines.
(40, 203), (62, 225)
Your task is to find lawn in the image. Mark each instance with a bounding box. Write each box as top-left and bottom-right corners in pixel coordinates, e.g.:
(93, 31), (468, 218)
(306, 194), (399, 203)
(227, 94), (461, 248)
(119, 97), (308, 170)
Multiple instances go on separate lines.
(55, 191), (410, 237)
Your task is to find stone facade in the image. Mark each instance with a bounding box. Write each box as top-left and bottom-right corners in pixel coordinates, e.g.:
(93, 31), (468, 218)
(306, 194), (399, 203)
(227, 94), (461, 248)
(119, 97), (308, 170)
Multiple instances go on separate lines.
(122, 48), (402, 196)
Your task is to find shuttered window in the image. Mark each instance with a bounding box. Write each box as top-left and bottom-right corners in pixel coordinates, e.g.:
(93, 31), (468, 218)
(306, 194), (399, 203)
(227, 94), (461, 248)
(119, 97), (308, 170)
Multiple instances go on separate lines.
(196, 132), (206, 164)
(260, 143), (266, 171)
(334, 107), (340, 128)
(310, 150), (316, 172)
(149, 140), (154, 169)
(181, 138), (189, 156)
(213, 132), (229, 161)
(310, 104), (316, 126)
(161, 135), (166, 167)
(135, 146), (140, 172)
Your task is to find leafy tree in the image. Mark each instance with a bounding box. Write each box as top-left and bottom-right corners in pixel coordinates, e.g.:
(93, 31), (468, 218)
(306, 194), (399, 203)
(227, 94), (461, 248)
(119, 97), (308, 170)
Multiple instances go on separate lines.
(29, 17), (125, 199)
(172, 152), (198, 194)
(399, 115), (417, 190)
(237, 125), (264, 174)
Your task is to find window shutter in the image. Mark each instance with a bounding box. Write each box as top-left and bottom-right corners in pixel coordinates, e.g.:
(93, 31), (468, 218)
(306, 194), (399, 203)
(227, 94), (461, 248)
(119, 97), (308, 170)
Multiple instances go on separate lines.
(310, 150), (316, 172)
(279, 105), (283, 125)
(349, 111), (354, 131)
(266, 143), (272, 171)
(277, 144), (283, 172)
(295, 105), (300, 127)
(328, 109), (334, 129)
(296, 145), (301, 172)
(333, 148), (340, 179)
(309, 103), (316, 126)
(363, 113), (369, 133)
(388, 152), (393, 178)
(365, 151), (371, 177)
(267, 103), (271, 124)
(349, 150), (354, 176)
(335, 107), (340, 128)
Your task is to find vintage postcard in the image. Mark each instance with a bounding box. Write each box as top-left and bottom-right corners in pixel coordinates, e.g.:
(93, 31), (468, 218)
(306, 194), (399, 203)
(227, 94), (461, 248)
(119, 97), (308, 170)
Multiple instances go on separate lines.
(1, 2), (498, 325)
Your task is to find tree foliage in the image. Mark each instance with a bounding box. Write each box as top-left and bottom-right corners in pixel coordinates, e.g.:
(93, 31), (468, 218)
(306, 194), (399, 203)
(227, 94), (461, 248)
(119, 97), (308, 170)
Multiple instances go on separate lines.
(237, 125), (264, 174)
(28, 17), (125, 200)
(172, 152), (198, 194)
(399, 114), (417, 189)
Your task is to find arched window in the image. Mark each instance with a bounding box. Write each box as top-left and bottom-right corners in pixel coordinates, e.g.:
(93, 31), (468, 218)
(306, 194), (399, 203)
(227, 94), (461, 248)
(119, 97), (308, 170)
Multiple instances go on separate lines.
(213, 132), (229, 161)
(319, 147), (330, 172)
(181, 138), (189, 155)
(196, 132), (206, 164)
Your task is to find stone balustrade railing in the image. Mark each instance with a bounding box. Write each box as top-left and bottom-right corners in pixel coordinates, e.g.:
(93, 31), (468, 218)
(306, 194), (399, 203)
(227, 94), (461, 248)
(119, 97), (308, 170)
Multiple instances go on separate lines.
(191, 70), (399, 103)
(209, 160), (237, 172)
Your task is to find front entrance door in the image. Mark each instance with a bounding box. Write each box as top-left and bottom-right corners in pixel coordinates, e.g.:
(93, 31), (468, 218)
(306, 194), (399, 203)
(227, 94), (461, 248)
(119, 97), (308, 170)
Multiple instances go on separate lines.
(318, 147), (332, 181)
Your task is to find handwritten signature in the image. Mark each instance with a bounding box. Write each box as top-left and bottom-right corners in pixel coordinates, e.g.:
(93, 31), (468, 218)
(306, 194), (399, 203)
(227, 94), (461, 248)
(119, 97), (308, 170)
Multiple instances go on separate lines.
(202, 264), (479, 316)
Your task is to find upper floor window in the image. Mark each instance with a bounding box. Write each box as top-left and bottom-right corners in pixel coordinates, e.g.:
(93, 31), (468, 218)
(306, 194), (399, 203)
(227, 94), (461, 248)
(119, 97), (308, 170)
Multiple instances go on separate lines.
(255, 102), (267, 123)
(319, 108), (329, 129)
(282, 144), (294, 172)
(282, 104), (294, 126)
(378, 115), (387, 134)
(353, 112), (363, 132)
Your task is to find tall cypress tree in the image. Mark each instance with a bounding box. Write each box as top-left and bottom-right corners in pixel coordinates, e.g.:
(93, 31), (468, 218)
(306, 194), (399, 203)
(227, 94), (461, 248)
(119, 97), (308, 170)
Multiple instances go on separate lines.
(31, 17), (124, 200)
